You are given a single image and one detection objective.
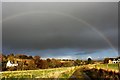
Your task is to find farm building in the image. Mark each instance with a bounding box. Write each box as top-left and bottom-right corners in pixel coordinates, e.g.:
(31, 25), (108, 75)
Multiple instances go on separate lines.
(6, 60), (18, 67)
(6, 58), (35, 68)
(108, 58), (120, 64)
(112, 59), (120, 63)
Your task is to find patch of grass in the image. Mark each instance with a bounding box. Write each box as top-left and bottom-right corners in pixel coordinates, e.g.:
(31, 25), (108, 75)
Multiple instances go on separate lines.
(58, 66), (80, 79)
(96, 64), (119, 71)
(1, 66), (78, 79)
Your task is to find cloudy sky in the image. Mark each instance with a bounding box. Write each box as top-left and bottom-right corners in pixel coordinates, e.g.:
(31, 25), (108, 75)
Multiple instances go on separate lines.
(2, 2), (118, 59)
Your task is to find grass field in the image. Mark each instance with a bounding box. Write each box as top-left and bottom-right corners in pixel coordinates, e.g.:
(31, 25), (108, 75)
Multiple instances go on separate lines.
(87, 63), (120, 72)
(0, 66), (80, 79)
(96, 63), (119, 71)
(0, 64), (119, 80)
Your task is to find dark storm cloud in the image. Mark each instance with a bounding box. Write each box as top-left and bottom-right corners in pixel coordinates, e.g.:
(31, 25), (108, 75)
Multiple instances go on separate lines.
(0, 2), (2, 52)
(2, 2), (118, 50)
(118, 2), (120, 56)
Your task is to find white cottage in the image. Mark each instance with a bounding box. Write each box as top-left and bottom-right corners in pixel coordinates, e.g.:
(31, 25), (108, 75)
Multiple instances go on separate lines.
(112, 59), (120, 64)
(6, 60), (18, 67)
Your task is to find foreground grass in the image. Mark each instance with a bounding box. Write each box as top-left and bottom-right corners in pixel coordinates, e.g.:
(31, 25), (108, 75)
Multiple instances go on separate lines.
(1, 64), (119, 80)
(1, 66), (80, 79)
(96, 64), (119, 71)
(86, 63), (119, 72)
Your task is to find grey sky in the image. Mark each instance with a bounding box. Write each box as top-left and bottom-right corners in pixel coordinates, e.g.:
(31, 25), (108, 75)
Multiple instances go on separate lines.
(2, 2), (118, 57)
(2, 0), (120, 2)
(0, 2), (2, 53)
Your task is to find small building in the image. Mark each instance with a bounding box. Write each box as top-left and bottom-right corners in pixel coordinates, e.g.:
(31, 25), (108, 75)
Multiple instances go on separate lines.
(108, 58), (120, 64)
(6, 60), (18, 68)
(112, 59), (120, 64)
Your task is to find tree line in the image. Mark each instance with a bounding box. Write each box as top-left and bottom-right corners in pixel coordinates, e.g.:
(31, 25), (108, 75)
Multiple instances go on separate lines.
(2, 53), (93, 71)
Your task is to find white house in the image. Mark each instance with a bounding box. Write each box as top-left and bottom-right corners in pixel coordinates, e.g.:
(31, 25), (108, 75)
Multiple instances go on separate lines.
(6, 60), (18, 68)
(112, 59), (120, 64)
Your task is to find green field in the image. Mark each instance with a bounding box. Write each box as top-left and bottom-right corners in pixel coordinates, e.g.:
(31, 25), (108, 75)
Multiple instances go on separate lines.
(1, 64), (119, 80)
(96, 64), (119, 71)
(0, 66), (80, 79)
(86, 63), (120, 72)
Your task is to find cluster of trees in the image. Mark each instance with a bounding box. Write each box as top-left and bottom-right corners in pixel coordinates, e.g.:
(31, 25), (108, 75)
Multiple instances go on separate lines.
(2, 54), (92, 71)
(103, 58), (110, 64)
